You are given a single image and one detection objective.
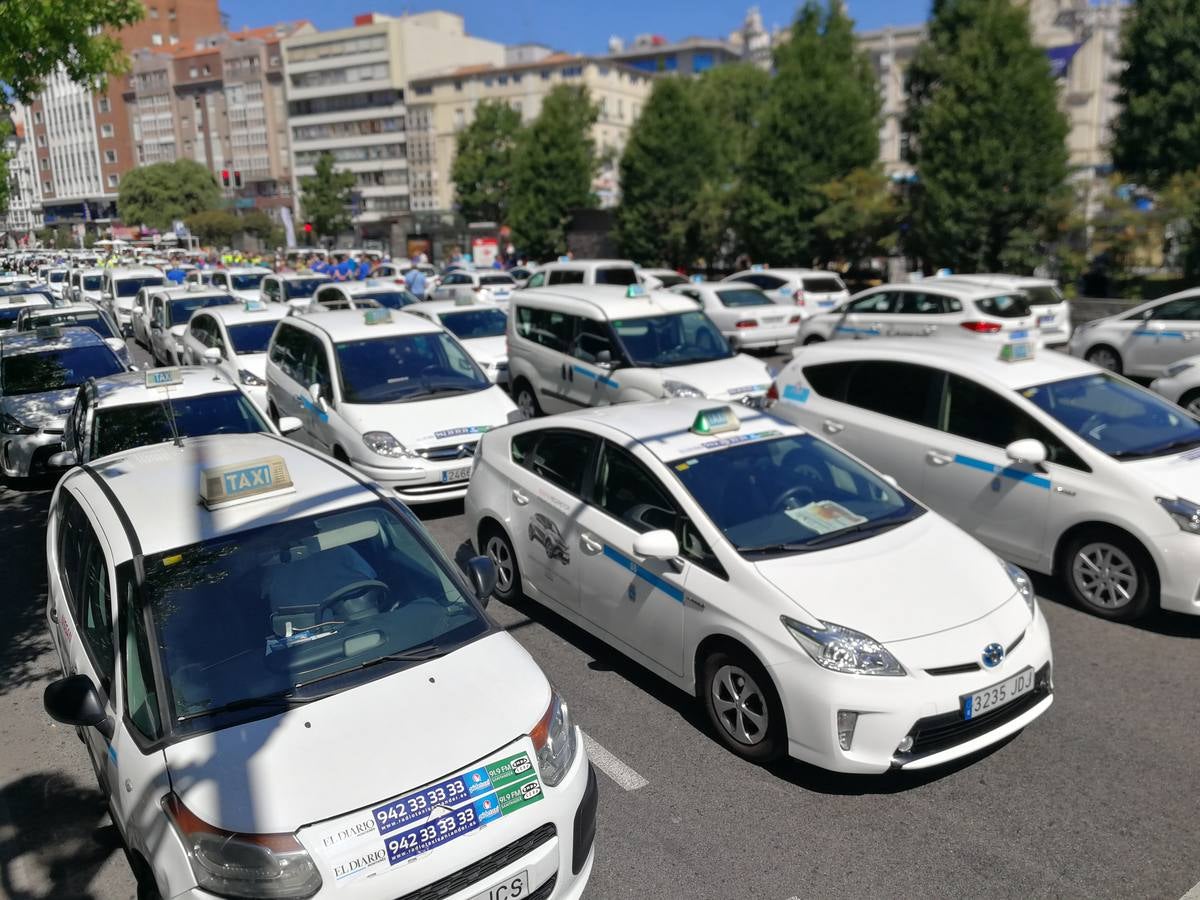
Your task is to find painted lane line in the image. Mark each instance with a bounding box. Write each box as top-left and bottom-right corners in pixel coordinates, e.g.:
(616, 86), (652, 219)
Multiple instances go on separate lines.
(581, 731), (648, 792)
(1180, 878), (1200, 900)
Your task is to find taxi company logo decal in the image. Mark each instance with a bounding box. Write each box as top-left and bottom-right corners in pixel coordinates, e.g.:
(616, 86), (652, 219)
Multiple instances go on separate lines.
(981, 642), (1005, 668)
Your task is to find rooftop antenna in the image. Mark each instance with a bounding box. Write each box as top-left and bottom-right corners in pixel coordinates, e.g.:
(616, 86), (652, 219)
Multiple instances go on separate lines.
(145, 367), (185, 447)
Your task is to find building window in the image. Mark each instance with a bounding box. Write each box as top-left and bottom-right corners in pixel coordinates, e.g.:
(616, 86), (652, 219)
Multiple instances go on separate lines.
(454, 108), (464, 129)
(149, 5), (158, 17)
(414, 84), (432, 96)
(151, 33), (163, 45)
(512, 73), (523, 84)
(454, 81), (463, 92)
(692, 52), (714, 73)
(104, 149), (117, 163)
(561, 66), (582, 78)
(98, 97), (111, 113)
(107, 174), (119, 187)
(498, 75), (508, 85)
(100, 123), (114, 137)
(541, 70), (551, 80)
(483, 77), (494, 86)
(202, 65), (210, 76)
(168, 8), (176, 18)
(43, 181), (52, 192)
(39, 158), (48, 170)
(36, 134), (46, 147)
(33, 111), (42, 124)
(189, 67), (197, 77)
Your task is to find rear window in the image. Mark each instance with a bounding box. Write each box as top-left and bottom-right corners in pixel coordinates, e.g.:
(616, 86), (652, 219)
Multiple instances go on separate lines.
(802, 277), (845, 294)
(715, 288), (773, 308)
(479, 275), (515, 287)
(1023, 285), (1063, 306)
(594, 267), (639, 286)
(975, 293), (1031, 319)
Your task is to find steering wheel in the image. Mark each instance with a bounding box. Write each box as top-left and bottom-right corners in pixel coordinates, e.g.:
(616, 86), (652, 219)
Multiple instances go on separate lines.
(314, 579), (390, 623)
(771, 484), (816, 513)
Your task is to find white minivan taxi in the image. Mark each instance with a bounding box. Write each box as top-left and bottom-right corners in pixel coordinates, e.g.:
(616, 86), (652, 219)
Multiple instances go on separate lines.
(466, 400), (1052, 773)
(507, 286), (773, 418)
(43, 432), (595, 900)
(266, 308), (519, 504)
(771, 338), (1200, 621)
(101, 267), (168, 336)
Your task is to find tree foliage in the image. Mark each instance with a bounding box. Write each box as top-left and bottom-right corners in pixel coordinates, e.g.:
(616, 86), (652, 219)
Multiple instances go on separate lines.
(452, 100), (523, 224)
(904, 0), (1069, 272)
(299, 152), (355, 239)
(812, 167), (901, 264)
(117, 160), (220, 231)
(509, 85), (598, 260)
(616, 78), (717, 267)
(737, 1), (881, 265)
(184, 210), (241, 246)
(1111, 0), (1200, 188)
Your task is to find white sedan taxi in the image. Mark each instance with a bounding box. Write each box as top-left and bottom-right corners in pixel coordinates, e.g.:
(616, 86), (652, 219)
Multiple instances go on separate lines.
(466, 400), (1052, 773)
(1068, 288), (1200, 377)
(404, 297), (511, 384)
(771, 337), (1200, 621)
(266, 308), (519, 504)
(42, 432), (595, 900)
(1149, 355), (1200, 415)
(671, 280), (801, 352)
(181, 300), (289, 412)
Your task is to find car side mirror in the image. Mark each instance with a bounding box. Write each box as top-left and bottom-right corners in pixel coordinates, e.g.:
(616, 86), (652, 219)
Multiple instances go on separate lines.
(203, 347), (222, 363)
(44, 674), (113, 740)
(596, 349), (613, 365)
(467, 555), (498, 606)
(1005, 438), (1047, 466)
(48, 450), (78, 468)
(633, 529), (680, 561)
(277, 416), (302, 435)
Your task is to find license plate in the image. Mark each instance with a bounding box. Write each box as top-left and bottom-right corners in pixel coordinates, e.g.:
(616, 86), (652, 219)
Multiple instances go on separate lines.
(441, 466), (472, 483)
(762, 316), (783, 324)
(817, 299), (835, 307)
(469, 870), (529, 900)
(1038, 314), (1055, 325)
(961, 666), (1035, 720)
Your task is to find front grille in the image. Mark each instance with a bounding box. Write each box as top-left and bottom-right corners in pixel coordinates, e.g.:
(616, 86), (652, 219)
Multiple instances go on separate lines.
(397, 482), (469, 498)
(41, 428), (64, 435)
(395, 822), (556, 900)
(415, 440), (478, 461)
(923, 629), (1027, 676)
(895, 663), (1051, 764)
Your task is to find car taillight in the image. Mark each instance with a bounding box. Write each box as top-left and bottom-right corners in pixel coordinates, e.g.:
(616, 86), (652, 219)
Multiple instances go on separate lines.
(765, 382), (779, 402)
(793, 291), (805, 306)
(788, 315), (801, 324)
(735, 320), (758, 328)
(960, 321), (1002, 333)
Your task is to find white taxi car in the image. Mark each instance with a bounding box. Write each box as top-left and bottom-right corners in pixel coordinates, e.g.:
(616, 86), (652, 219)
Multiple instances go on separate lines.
(1, 327), (127, 477)
(522, 259), (641, 290)
(181, 301), (289, 412)
(266, 308), (519, 504)
(210, 266), (272, 302)
(432, 270), (518, 304)
(1149, 355), (1200, 415)
(147, 286), (240, 366)
(937, 274), (1072, 347)
(42, 433), (596, 900)
(101, 267), (168, 336)
(798, 281), (1039, 346)
(405, 298), (511, 384)
(0, 289), (56, 332)
(305, 281), (421, 314)
(1068, 288), (1200, 377)
(260, 272), (333, 308)
(68, 267), (106, 306)
(466, 401), (1052, 773)
(722, 267), (849, 317)
(507, 286), (772, 419)
(771, 338), (1200, 621)
(671, 280), (801, 351)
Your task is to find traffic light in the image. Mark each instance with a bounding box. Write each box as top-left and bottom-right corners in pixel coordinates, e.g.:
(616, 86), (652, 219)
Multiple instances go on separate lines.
(221, 169), (230, 187)
(233, 170), (242, 188)
(303, 222), (313, 234)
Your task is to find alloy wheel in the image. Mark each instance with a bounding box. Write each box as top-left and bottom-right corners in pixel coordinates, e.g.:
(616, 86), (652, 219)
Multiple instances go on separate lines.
(1072, 541), (1138, 609)
(710, 664), (769, 746)
(485, 534), (515, 595)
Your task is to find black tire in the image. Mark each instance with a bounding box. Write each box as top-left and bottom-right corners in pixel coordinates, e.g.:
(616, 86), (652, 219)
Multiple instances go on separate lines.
(803, 335), (825, 345)
(1061, 528), (1155, 621)
(1178, 388), (1200, 418)
(481, 524), (522, 603)
(700, 645), (787, 763)
(1084, 344), (1123, 374)
(333, 446), (350, 464)
(512, 379), (542, 419)
(268, 400), (281, 425)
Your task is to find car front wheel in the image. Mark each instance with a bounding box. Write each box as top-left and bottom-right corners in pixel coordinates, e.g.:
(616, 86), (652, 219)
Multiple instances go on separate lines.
(700, 646), (786, 763)
(482, 525), (522, 603)
(1063, 529), (1154, 621)
(1085, 345), (1123, 374)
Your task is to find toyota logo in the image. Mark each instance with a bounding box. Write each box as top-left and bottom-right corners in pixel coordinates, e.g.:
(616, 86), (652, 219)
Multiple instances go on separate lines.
(981, 642), (1005, 668)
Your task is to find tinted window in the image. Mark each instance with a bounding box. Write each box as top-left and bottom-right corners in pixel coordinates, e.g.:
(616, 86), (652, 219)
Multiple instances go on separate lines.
(284, 278), (330, 299)
(802, 277), (844, 293)
(82, 276), (103, 291)
(269, 323), (307, 381)
(612, 311), (731, 367)
(715, 288), (772, 308)
(231, 273), (266, 291)
(168, 295), (237, 327)
(335, 333), (488, 403)
(25, 312), (117, 339)
(515, 306), (575, 353)
(548, 269), (585, 285)
(571, 320), (617, 364)
(353, 290), (417, 310)
(847, 292), (896, 314)
(116, 276), (166, 297)
(58, 492), (114, 688)
(513, 429), (594, 496)
(479, 275), (515, 287)
(593, 441), (678, 533)
(975, 293), (1031, 318)
(228, 321), (279, 354)
(1023, 285), (1062, 306)
(119, 565), (161, 739)
(1148, 296), (1200, 321)
(439, 308), (509, 340)
(1, 345), (124, 395)
(594, 267), (638, 286)
(189, 315), (217, 347)
(92, 393), (269, 459)
(840, 361), (942, 426)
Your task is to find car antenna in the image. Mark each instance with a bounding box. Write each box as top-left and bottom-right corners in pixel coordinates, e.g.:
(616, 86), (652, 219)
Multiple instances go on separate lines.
(146, 368), (185, 447)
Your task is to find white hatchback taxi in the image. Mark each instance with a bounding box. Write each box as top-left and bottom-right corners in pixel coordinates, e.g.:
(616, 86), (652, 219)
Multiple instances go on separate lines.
(466, 400), (1052, 773)
(181, 300), (289, 412)
(671, 280), (801, 352)
(771, 338), (1200, 621)
(266, 308), (519, 504)
(43, 432), (595, 900)
(1068, 288), (1200, 377)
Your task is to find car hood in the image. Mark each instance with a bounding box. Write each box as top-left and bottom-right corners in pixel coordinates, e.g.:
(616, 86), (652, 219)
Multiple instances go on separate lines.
(1, 389), (76, 430)
(234, 289), (263, 302)
(462, 335), (507, 366)
(659, 354), (773, 399)
(341, 385), (517, 450)
(163, 633), (550, 834)
(753, 511), (1016, 643)
(1120, 450), (1200, 502)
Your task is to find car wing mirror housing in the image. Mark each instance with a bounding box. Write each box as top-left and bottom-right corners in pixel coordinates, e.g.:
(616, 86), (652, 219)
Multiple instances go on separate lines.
(1005, 438), (1048, 466)
(44, 673), (114, 740)
(633, 529), (680, 561)
(467, 555), (498, 606)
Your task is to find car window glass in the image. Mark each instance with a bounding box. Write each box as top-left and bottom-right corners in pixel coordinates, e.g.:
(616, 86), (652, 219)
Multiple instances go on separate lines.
(974, 293), (1031, 318)
(525, 272), (545, 288)
(842, 361), (942, 426)
(316, 287), (343, 307)
(847, 292), (896, 314)
(895, 292), (946, 315)
(802, 277), (845, 293)
(571, 319), (616, 364)
(517, 430), (594, 495)
(269, 323), (304, 380)
(515, 307), (575, 353)
(119, 565), (161, 739)
(548, 269), (586, 285)
(299, 333), (332, 393)
(1148, 297), (1200, 321)
(594, 267), (638, 286)
(65, 500), (115, 690)
(593, 441), (678, 533)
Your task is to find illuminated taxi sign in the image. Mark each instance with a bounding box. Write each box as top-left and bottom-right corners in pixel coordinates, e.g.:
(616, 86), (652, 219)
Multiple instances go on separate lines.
(999, 331), (1036, 362)
(625, 284), (647, 298)
(750, 264), (765, 272)
(690, 274), (704, 283)
(200, 455), (294, 510)
(691, 406), (740, 435)
(557, 255), (571, 263)
(363, 307), (393, 325)
(144, 367), (184, 389)
(243, 300), (267, 312)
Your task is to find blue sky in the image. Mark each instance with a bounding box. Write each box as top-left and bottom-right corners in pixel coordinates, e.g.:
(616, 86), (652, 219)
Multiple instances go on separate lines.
(226, 1), (932, 51)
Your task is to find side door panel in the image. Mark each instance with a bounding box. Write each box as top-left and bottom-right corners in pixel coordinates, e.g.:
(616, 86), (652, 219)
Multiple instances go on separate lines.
(833, 291), (895, 340)
(1124, 297), (1200, 377)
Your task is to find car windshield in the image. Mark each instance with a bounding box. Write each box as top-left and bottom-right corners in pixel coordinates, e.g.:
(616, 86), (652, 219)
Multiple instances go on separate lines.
(595, 267), (639, 286)
(231, 273), (266, 291)
(336, 332), (490, 403)
(228, 321), (280, 354)
(715, 288), (773, 308)
(354, 290), (417, 310)
(1021, 373), (1200, 459)
(48, 271), (66, 283)
(479, 275), (515, 287)
(612, 311), (732, 367)
(802, 277), (844, 293)
(27, 312), (117, 339)
(975, 293), (1031, 318)
(439, 308), (509, 339)
(672, 434), (923, 556)
(284, 278), (329, 299)
(82, 275), (103, 291)
(168, 295), (236, 326)
(134, 502), (488, 733)
(116, 277), (166, 297)
(92, 391), (268, 458)
(1, 345), (124, 395)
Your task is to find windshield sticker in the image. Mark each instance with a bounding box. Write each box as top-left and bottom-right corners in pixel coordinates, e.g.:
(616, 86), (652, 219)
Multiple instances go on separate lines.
(784, 500), (868, 534)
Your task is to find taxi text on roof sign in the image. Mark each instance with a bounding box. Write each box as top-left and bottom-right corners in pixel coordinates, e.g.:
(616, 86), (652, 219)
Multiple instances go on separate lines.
(363, 308), (393, 325)
(691, 406), (740, 435)
(145, 367), (183, 389)
(200, 455), (295, 509)
(243, 300), (267, 312)
(999, 338), (1036, 362)
(625, 284), (646, 298)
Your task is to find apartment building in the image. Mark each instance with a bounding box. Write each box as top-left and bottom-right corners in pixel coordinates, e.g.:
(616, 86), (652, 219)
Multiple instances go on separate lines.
(282, 11), (504, 245)
(1, 109), (43, 240)
(407, 56), (655, 212)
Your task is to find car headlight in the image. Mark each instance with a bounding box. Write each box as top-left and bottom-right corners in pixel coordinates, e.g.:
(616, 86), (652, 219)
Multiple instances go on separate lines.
(662, 379), (705, 398)
(1165, 361), (1194, 379)
(163, 794), (322, 898)
(0, 413), (36, 435)
(362, 431), (417, 459)
(1156, 496), (1200, 534)
(530, 689), (578, 787)
(781, 616), (905, 676)
(239, 368), (266, 386)
(1002, 558), (1036, 616)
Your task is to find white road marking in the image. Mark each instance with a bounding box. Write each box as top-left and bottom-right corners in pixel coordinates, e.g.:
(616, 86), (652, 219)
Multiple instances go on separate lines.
(1180, 878), (1200, 900)
(581, 731), (648, 791)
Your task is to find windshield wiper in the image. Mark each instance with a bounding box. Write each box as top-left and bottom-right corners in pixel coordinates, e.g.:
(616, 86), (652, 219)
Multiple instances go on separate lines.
(739, 513), (919, 556)
(1111, 436), (1200, 460)
(293, 644), (448, 689)
(176, 688), (316, 723)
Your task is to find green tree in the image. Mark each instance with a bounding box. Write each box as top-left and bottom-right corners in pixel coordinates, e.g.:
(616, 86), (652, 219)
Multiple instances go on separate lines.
(812, 167), (901, 264)
(905, 0), (1069, 272)
(452, 100), (523, 224)
(118, 160), (220, 231)
(184, 210), (242, 246)
(0, 118), (12, 216)
(616, 79), (716, 267)
(738, 1), (880, 265)
(1111, 0), (1200, 187)
(509, 85), (598, 260)
(299, 152), (355, 239)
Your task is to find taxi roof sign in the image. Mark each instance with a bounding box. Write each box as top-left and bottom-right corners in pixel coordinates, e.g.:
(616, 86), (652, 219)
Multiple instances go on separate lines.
(625, 284), (647, 298)
(200, 455), (295, 510)
(691, 406), (740, 435)
(363, 307), (393, 326)
(145, 367), (183, 389)
(243, 299), (267, 312)
(690, 274), (704, 283)
(999, 339), (1035, 362)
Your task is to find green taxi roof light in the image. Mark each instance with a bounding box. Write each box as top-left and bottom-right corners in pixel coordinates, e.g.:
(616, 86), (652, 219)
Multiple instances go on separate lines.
(626, 284), (646, 298)
(691, 406), (740, 435)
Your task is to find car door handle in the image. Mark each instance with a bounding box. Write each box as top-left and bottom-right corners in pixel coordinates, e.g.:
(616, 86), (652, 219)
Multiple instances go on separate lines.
(822, 419), (845, 434)
(49, 606), (58, 623)
(927, 449), (954, 466)
(512, 489), (530, 506)
(580, 532), (602, 554)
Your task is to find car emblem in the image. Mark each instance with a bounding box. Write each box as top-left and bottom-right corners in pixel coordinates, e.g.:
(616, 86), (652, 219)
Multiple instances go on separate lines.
(981, 642), (1005, 668)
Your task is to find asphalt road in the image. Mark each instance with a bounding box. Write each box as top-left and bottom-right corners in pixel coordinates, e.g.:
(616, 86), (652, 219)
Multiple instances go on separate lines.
(1, 339), (1199, 900)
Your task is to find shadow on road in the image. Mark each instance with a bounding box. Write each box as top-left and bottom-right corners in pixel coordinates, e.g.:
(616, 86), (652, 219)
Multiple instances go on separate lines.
(0, 481), (56, 699)
(1030, 571), (1200, 639)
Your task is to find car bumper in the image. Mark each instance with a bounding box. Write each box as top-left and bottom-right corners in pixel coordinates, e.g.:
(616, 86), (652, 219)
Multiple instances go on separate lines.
(350, 457), (476, 505)
(1, 430), (65, 477)
(766, 610), (1053, 773)
(1149, 530), (1200, 615)
(726, 325), (797, 349)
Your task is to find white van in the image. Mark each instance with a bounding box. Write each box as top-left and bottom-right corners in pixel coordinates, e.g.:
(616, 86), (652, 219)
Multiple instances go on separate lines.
(100, 266), (168, 336)
(506, 285), (773, 417)
(523, 259), (641, 289)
